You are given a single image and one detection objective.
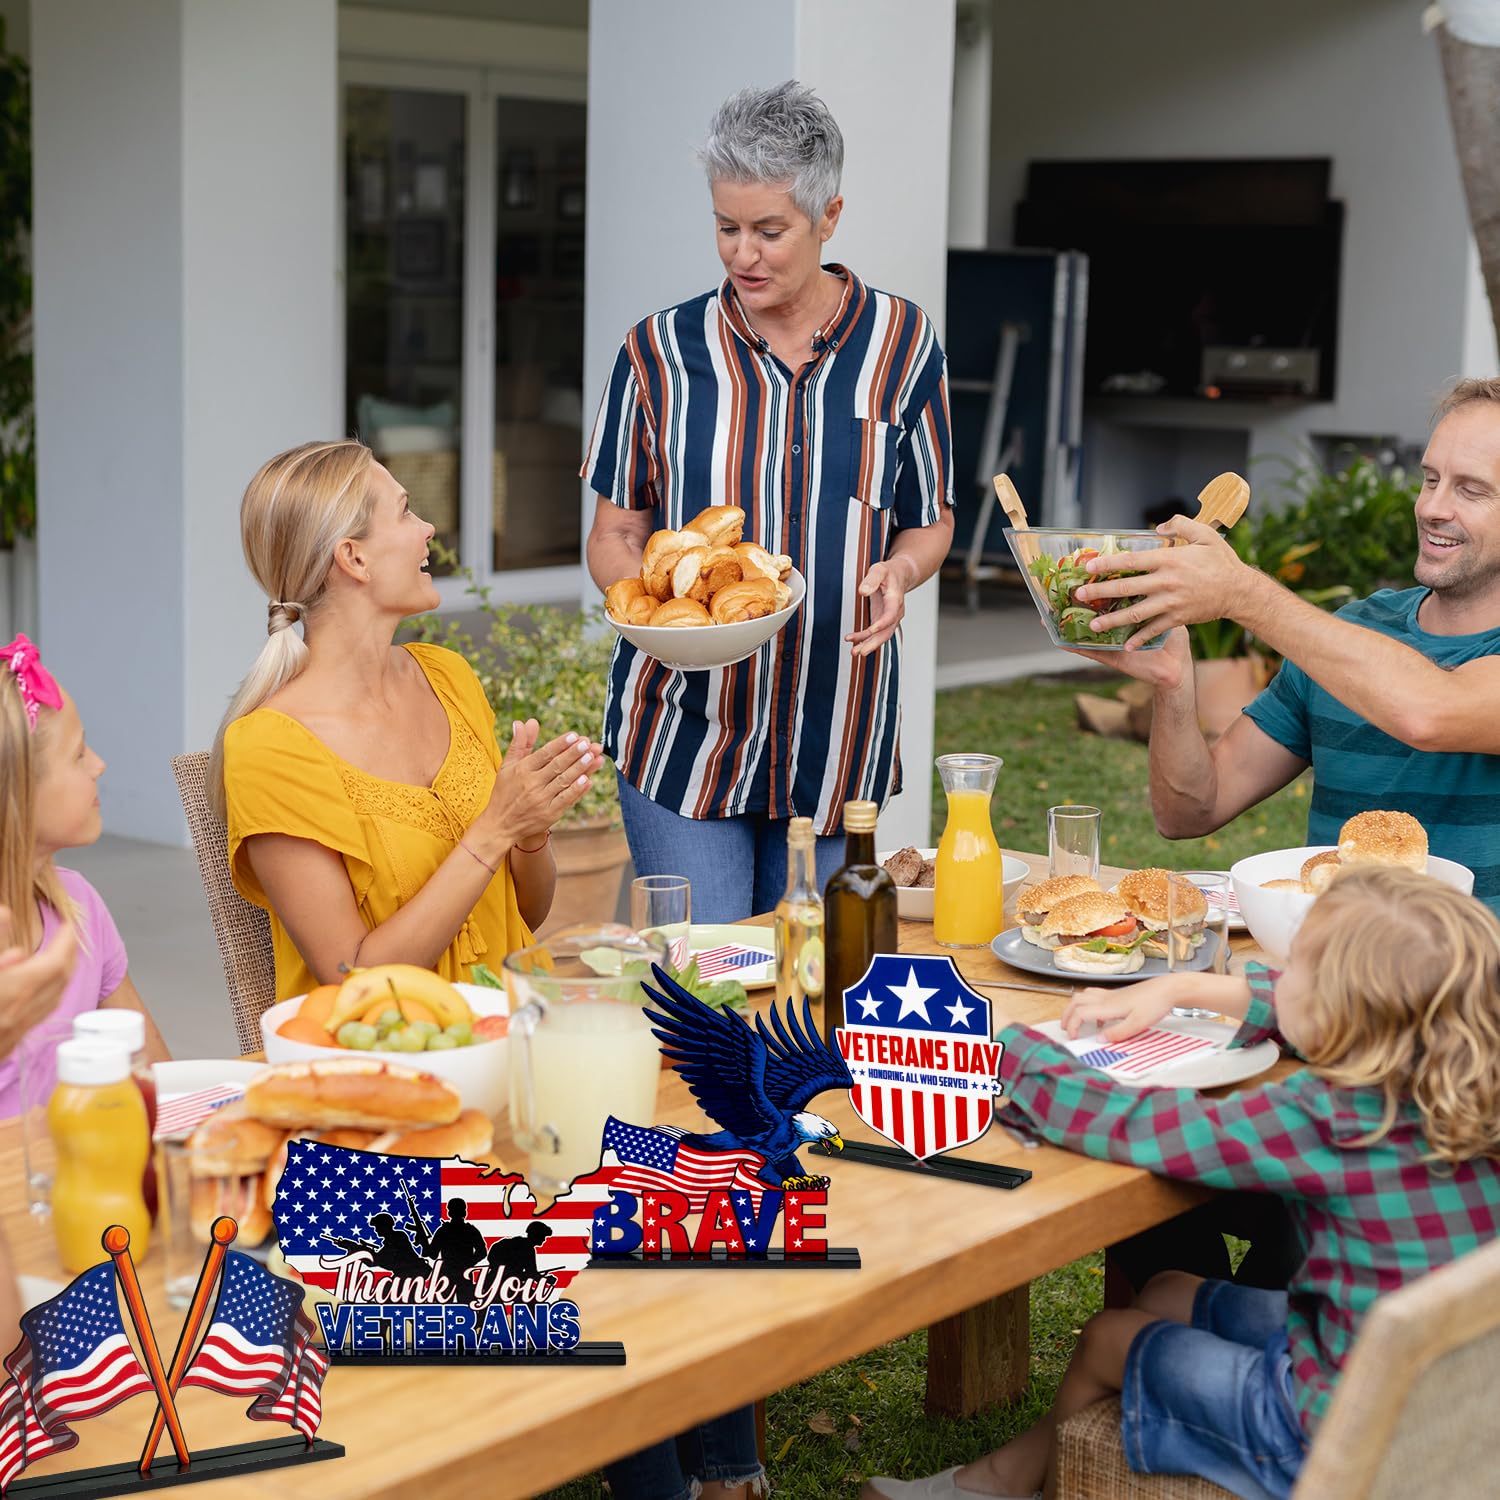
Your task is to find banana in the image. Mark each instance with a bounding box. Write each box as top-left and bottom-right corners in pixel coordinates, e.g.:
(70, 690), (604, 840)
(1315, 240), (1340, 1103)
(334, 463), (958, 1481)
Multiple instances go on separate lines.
(324, 964), (473, 1033)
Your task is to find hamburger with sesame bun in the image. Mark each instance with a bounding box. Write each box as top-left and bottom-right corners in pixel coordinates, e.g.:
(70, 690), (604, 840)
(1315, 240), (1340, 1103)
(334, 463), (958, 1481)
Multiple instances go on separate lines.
(1016, 874), (1103, 942)
(1030, 890), (1146, 972)
(1115, 868), (1207, 960)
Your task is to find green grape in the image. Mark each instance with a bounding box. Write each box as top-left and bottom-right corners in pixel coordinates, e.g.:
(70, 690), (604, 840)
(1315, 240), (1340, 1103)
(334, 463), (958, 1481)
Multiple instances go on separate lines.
(424, 1032), (459, 1051)
(406, 1020), (440, 1040)
(442, 1021), (472, 1045)
(378, 1008), (403, 1028)
(372, 1036), (402, 1052)
(336, 1021), (378, 1050)
(391, 1027), (427, 1054)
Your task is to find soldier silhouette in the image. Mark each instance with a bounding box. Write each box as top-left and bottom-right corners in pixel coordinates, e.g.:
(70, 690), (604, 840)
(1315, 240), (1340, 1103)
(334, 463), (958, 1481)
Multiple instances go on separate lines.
(485, 1221), (551, 1285)
(323, 1212), (432, 1279)
(427, 1197), (488, 1304)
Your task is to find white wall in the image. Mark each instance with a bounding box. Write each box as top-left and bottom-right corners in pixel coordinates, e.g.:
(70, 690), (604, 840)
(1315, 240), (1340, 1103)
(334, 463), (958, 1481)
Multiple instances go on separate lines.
(949, 0), (991, 249)
(987, 0), (1481, 480)
(33, 0), (338, 843)
(583, 0), (954, 849)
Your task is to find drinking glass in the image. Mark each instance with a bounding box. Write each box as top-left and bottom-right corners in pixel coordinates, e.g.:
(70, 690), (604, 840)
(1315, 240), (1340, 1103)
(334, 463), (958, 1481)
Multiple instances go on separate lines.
(631, 876), (691, 966)
(17, 1019), (76, 1217)
(505, 924), (669, 1196)
(1168, 871), (1231, 1018)
(1048, 805), (1102, 880)
(156, 1139), (202, 1309)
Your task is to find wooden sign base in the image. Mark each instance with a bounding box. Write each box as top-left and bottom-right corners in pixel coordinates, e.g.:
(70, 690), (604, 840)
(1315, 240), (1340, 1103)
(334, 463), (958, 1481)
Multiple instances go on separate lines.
(325, 1340), (626, 1366)
(9, 1437), (344, 1500)
(814, 1138), (1032, 1189)
(589, 1248), (861, 1269)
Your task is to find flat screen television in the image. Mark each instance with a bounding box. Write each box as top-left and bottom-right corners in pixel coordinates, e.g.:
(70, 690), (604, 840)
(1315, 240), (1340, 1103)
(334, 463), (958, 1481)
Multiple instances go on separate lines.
(1014, 158), (1343, 402)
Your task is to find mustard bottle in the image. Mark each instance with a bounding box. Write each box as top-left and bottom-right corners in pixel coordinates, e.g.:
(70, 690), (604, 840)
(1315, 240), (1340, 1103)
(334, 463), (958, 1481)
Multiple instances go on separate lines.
(48, 1039), (150, 1273)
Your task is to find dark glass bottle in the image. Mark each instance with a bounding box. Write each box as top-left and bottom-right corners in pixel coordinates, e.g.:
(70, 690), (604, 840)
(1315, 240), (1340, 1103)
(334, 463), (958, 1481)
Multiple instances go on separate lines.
(821, 800), (898, 1047)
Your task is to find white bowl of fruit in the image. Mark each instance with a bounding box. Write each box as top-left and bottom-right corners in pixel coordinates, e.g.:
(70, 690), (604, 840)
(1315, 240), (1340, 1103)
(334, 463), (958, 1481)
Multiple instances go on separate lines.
(260, 964), (509, 1120)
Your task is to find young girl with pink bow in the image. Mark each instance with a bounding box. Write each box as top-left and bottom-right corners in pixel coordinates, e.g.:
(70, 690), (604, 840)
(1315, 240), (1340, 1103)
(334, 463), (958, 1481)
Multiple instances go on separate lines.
(0, 635), (168, 1114)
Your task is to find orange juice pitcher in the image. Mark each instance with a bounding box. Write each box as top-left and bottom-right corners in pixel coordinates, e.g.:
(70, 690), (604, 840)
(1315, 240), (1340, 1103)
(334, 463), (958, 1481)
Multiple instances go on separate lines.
(933, 753), (1005, 947)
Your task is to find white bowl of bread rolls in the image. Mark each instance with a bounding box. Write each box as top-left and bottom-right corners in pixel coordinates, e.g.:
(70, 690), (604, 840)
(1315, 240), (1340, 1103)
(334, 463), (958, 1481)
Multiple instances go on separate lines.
(604, 504), (805, 670)
(185, 1058), (496, 1247)
(1230, 811), (1473, 961)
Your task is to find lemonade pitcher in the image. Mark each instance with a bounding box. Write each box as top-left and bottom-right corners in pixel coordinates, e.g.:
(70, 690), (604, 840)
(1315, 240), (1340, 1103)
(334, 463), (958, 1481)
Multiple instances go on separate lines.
(933, 754), (1005, 947)
(504, 924), (668, 1195)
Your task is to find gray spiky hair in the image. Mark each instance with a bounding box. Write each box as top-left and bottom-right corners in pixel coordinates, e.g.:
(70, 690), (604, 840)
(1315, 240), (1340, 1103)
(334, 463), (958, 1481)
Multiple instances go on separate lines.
(700, 80), (844, 222)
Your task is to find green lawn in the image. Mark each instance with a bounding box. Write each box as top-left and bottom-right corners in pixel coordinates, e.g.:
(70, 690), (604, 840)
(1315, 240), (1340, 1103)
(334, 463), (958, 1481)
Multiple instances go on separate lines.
(543, 673), (1310, 1499)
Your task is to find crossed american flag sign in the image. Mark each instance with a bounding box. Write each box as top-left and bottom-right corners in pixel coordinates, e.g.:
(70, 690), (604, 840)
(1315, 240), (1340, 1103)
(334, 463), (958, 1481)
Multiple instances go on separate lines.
(0, 1219), (331, 1493)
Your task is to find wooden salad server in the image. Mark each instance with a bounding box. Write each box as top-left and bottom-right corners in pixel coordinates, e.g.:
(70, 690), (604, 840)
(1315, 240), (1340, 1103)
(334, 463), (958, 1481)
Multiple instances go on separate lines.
(994, 472), (1040, 566)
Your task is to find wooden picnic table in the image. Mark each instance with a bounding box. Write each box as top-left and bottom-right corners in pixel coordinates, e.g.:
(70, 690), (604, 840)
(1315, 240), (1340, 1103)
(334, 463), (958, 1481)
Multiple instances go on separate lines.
(0, 852), (1278, 1499)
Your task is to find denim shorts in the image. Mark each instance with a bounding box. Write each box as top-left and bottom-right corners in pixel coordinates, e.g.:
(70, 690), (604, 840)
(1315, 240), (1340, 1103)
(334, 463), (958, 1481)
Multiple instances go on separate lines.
(1121, 1279), (1309, 1500)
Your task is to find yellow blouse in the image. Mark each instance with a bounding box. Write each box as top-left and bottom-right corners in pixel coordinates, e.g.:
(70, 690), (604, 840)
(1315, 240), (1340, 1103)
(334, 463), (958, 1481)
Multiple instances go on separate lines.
(224, 643), (533, 1000)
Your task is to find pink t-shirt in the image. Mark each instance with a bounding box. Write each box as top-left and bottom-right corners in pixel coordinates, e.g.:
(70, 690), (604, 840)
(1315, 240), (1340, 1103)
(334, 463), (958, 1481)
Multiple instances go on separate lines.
(0, 867), (130, 1118)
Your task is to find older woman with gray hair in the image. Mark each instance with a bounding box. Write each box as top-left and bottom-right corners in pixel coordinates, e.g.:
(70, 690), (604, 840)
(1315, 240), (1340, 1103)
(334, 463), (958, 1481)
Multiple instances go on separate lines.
(585, 80), (955, 921)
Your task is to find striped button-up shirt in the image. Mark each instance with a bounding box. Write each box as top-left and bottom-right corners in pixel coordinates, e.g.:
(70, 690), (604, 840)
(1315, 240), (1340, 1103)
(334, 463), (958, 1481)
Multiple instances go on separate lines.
(583, 266), (953, 834)
(997, 963), (1500, 1433)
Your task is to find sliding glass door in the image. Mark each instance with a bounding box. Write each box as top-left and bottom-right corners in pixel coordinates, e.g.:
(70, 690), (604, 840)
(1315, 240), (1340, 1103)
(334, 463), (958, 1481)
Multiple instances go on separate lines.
(340, 62), (586, 603)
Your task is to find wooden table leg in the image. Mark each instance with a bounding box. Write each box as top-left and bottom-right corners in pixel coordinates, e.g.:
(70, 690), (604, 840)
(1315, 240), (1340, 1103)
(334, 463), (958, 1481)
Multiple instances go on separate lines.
(924, 1285), (1030, 1416)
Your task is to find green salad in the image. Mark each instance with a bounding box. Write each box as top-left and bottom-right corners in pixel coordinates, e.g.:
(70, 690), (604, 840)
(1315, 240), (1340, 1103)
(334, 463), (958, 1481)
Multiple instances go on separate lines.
(1027, 536), (1149, 647)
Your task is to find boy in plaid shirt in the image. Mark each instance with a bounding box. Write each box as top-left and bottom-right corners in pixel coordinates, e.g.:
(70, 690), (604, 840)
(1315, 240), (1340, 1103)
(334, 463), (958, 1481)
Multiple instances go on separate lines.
(867, 867), (1500, 1500)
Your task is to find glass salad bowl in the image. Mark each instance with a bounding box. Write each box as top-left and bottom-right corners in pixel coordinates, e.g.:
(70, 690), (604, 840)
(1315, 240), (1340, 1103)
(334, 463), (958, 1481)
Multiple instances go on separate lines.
(1006, 528), (1171, 652)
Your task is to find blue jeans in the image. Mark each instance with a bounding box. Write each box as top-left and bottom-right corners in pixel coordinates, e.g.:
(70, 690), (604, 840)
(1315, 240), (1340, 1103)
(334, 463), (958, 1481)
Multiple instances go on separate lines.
(602, 1405), (765, 1500)
(1121, 1280), (1309, 1500)
(617, 772), (847, 921)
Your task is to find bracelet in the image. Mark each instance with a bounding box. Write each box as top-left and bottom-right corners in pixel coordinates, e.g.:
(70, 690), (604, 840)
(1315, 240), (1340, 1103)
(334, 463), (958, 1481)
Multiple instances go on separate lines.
(459, 840), (499, 876)
(514, 832), (551, 855)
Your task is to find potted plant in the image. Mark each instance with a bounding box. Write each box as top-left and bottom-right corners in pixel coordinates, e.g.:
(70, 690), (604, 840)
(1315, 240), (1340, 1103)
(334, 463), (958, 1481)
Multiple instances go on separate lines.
(0, 19), (35, 630)
(410, 559), (630, 935)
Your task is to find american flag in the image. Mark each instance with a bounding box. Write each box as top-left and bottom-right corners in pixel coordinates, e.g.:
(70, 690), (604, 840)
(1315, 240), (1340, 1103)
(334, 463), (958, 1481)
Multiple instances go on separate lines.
(600, 1117), (769, 1213)
(1073, 1027), (1218, 1077)
(1199, 884), (1240, 919)
(180, 1251), (329, 1442)
(0, 1262), (156, 1491)
(153, 1084), (243, 1140)
(692, 944), (771, 980)
(273, 1139), (599, 1300)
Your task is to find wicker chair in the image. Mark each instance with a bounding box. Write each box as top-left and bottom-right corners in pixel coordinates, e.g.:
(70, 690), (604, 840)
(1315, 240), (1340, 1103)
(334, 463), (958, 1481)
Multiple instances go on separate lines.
(1054, 1236), (1500, 1499)
(171, 751), (276, 1054)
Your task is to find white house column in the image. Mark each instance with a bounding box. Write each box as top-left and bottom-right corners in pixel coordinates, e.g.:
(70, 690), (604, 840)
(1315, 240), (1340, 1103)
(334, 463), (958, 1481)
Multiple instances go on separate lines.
(32, 0), (337, 844)
(584, 0), (956, 849)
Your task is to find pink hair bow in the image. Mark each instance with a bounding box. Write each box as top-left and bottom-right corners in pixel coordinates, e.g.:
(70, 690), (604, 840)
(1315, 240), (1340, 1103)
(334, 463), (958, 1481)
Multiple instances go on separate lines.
(0, 635), (64, 730)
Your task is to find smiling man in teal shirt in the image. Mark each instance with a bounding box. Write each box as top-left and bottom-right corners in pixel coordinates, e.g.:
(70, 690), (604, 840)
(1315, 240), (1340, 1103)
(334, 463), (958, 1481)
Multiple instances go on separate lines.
(1070, 376), (1500, 912)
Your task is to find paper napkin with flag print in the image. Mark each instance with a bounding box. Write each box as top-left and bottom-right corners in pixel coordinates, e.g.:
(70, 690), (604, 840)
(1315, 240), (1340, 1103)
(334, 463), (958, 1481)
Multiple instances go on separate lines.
(180, 1251), (329, 1441)
(0, 1262), (156, 1491)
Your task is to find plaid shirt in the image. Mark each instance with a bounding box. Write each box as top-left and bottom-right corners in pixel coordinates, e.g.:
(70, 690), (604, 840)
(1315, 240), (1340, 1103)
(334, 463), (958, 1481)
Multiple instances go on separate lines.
(997, 963), (1500, 1432)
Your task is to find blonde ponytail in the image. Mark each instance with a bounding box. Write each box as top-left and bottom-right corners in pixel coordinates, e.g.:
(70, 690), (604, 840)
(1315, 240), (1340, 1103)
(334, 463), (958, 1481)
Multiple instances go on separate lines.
(208, 440), (376, 821)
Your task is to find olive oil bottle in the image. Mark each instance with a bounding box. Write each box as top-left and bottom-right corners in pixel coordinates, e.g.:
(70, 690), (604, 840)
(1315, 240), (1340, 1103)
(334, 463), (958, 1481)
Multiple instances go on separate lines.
(822, 800), (897, 1047)
(775, 817), (825, 1020)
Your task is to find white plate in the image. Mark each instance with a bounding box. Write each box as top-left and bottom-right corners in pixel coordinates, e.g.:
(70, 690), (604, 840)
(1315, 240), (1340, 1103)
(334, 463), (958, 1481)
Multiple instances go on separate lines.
(609, 570), (805, 671)
(153, 1059), (266, 1097)
(1033, 1017), (1279, 1091)
(991, 927), (1227, 985)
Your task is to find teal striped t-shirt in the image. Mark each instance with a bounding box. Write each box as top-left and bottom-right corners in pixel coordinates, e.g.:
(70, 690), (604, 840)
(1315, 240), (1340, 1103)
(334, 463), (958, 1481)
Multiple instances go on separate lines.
(1245, 587), (1500, 912)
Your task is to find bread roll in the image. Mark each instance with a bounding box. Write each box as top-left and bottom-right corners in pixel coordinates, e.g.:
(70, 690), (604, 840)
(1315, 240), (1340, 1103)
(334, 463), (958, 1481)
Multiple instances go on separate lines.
(682, 504), (745, 548)
(244, 1059), (462, 1131)
(1261, 878), (1310, 892)
(649, 597), (713, 627)
(187, 1104), (285, 1176)
(1053, 943), (1146, 977)
(709, 577), (778, 624)
(605, 577), (656, 625)
(1299, 850), (1341, 885)
(1337, 811), (1427, 872)
(701, 546), (744, 595)
(772, 580), (792, 611)
(1305, 862), (1342, 895)
(670, 546), (713, 603)
(641, 529), (692, 601)
(733, 542), (793, 582)
(367, 1109), (495, 1159)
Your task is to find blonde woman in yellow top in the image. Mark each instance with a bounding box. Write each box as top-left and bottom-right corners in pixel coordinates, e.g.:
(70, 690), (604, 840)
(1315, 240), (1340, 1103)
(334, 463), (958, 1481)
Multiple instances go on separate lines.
(212, 441), (601, 1000)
